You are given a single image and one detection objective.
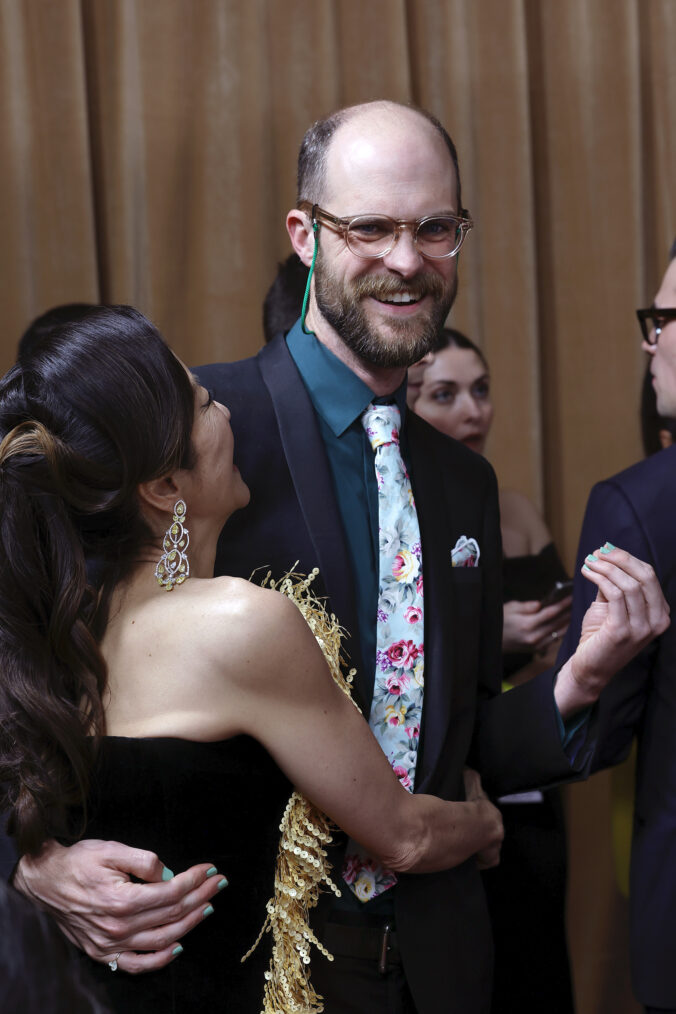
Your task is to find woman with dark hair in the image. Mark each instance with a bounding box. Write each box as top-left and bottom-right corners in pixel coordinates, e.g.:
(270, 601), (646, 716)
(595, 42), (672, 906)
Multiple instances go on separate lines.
(412, 329), (575, 1014)
(0, 305), (507, 1013)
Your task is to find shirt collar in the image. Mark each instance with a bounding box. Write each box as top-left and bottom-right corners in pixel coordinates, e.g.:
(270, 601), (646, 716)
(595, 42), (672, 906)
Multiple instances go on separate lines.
(286, 317), (408, 436)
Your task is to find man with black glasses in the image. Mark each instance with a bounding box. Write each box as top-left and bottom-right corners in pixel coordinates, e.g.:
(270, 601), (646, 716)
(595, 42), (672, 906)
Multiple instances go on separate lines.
(559, 238), (676, 1014)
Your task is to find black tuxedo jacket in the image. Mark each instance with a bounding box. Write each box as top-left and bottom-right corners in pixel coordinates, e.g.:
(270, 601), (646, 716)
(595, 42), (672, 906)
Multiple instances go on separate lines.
(197, 336), (594, 1012)
(558, 446), (676, 1009)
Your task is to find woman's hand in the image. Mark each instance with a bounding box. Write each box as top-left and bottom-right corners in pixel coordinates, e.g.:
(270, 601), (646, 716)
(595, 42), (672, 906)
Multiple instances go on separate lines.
(554, 545), (670, 719)
(502, 597), (572, 655)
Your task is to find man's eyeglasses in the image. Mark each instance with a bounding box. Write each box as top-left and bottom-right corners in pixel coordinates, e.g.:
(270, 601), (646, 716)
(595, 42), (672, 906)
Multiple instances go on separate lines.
(637, 307), (676, 346)
(298, 201), (473, 260)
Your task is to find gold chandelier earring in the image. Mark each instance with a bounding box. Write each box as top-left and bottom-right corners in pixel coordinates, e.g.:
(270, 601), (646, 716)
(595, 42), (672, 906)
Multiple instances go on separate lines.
(155, 499), (190, 591)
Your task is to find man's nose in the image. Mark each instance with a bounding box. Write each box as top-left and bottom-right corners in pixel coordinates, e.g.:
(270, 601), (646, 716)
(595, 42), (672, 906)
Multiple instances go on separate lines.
(380, 228), (424, 277)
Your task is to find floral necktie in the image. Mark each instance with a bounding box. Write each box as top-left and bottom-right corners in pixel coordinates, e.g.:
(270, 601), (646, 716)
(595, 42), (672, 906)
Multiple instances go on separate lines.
(342, 403), (425, 902)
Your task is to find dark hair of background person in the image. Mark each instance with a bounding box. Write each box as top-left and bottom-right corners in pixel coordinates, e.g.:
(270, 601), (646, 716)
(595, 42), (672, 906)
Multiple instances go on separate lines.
(296, 101), (464, 210)
(0, 880), (112, 1014)
(18, 303), (96, 359)
(431, 326), (489, 370)
(640, 236), (676, 455)
(0, 305), (196, 856)
(262, 254), (309, 343)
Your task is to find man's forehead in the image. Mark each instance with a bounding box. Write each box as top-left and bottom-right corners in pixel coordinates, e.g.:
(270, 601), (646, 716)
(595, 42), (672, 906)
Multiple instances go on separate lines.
(323, 111), (457, 209)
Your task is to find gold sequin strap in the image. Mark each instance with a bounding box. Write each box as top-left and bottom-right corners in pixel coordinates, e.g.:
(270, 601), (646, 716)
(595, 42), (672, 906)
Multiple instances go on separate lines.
(241, 568), (359, 1013)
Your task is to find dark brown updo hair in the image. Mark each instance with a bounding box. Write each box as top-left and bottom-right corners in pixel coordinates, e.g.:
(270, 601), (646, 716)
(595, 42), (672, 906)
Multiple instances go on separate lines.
(431, 326), (489, 370)
(0, 305), (195, 854)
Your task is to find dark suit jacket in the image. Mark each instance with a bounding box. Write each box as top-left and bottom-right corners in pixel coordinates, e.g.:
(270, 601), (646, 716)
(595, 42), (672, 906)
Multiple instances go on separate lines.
(558, 445), (676, 1009)
(196, 335), (595, 1013)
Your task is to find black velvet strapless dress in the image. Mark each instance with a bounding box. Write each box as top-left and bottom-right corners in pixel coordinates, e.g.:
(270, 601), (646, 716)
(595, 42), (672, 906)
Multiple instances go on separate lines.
(78, 736), (292, 1013)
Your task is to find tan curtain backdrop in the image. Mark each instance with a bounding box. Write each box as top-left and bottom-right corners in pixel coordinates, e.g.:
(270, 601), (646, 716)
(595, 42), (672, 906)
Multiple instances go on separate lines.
(2, 2), (675, 1010)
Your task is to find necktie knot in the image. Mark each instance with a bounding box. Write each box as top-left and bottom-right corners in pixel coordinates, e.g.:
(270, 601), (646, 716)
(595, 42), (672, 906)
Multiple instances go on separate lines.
(362, 403), (401, 452)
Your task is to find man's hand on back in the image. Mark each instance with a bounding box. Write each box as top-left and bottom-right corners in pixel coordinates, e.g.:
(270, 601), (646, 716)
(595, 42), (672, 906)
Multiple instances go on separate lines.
(14, 838), (228, 974)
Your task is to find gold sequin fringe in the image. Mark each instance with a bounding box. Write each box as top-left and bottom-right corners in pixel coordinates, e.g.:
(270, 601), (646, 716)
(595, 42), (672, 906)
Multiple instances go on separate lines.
(241, 567), (360, 1013)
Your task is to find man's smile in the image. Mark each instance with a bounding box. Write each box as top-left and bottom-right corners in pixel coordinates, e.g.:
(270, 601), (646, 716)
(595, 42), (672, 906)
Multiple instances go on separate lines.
(377, 291), (422, 305)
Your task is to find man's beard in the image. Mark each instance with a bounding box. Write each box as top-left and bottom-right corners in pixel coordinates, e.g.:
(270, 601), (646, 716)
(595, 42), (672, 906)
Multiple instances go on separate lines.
(313, 253), (457, 368)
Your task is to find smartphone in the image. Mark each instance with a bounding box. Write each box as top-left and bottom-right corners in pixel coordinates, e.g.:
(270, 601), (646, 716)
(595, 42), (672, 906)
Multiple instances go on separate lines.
(540, 579), (573, 608)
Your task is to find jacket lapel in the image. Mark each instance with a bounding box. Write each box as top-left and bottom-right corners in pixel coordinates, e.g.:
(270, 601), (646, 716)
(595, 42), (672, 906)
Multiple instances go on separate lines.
(258, 339), (366, 693)
(406, 415), (462, 793)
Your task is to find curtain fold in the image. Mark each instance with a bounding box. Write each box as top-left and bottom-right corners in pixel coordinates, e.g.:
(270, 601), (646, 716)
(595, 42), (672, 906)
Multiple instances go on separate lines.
(0, 0), (99, 346)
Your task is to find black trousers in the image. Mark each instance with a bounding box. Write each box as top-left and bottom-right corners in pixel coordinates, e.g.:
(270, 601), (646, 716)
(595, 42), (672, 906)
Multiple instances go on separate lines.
(482, 790), (573, 1014)
(311, 924), (418, 1014)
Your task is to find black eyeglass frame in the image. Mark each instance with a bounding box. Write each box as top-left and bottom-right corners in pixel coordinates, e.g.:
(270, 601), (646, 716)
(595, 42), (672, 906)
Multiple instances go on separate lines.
(637, 307), (676, 346)
(297, 201), (473, 260)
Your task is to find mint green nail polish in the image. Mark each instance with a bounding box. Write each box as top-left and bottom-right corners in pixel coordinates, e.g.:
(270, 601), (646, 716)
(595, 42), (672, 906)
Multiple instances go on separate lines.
(206, 867), (218, 877)
(202, 905), (214, 919)
(217, 878), (228, 890)
(586, 553), (598, 563)
(583, 564), (591, 572)
(172, 945), (183, 957)
(604, 542), (616, 551)
(161, 866), (174, 881)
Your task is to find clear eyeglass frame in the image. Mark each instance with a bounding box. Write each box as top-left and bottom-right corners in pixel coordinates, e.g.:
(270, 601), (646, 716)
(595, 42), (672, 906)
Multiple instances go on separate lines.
(637, 307), (676, 346)
(297, 201), (473, 260)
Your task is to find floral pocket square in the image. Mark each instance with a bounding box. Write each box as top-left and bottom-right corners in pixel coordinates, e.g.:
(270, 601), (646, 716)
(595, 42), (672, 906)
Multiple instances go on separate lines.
(451, 535), (481, 568)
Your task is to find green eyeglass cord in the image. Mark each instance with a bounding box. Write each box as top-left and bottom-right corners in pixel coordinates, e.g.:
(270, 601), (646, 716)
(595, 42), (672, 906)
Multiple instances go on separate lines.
(301, 220), (318, 336)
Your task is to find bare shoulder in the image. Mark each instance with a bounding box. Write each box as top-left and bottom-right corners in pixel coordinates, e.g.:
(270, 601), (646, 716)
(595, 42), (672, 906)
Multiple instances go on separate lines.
(499, 488), (552, 556)
(184, 576), (320, 679)
(181, 575), (302, 631)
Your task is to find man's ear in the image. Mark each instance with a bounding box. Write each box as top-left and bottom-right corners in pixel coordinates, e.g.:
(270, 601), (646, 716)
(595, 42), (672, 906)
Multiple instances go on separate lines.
(137, 474), (182, 517)
(286, 207), (316, 268)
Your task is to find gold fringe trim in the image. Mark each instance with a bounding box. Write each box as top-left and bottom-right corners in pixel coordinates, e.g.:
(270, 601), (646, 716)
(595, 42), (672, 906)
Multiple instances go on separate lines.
(241, 567), (360, 1013)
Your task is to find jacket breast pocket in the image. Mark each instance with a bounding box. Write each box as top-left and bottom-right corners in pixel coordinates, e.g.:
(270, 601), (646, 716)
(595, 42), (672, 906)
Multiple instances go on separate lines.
(449, 567), (482, 621)
(447, 568), (483, 694)
(449, 566), (482, 594)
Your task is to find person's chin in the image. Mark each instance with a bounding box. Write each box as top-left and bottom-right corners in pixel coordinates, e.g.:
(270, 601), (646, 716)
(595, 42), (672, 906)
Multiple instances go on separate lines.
(239, 480), (251, 507)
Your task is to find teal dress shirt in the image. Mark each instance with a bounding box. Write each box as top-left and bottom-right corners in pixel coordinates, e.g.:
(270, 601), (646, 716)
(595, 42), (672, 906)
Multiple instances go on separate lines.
(287, 318), (408, 684)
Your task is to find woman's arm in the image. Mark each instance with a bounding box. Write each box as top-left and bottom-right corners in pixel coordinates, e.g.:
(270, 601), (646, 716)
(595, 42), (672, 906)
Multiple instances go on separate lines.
(216, 586), (503, 875)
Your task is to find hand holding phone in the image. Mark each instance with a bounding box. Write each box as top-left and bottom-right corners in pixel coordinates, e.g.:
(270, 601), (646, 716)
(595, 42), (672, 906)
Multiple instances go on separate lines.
(540, 580), (574, 609)
(503, 588), (573, 655)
